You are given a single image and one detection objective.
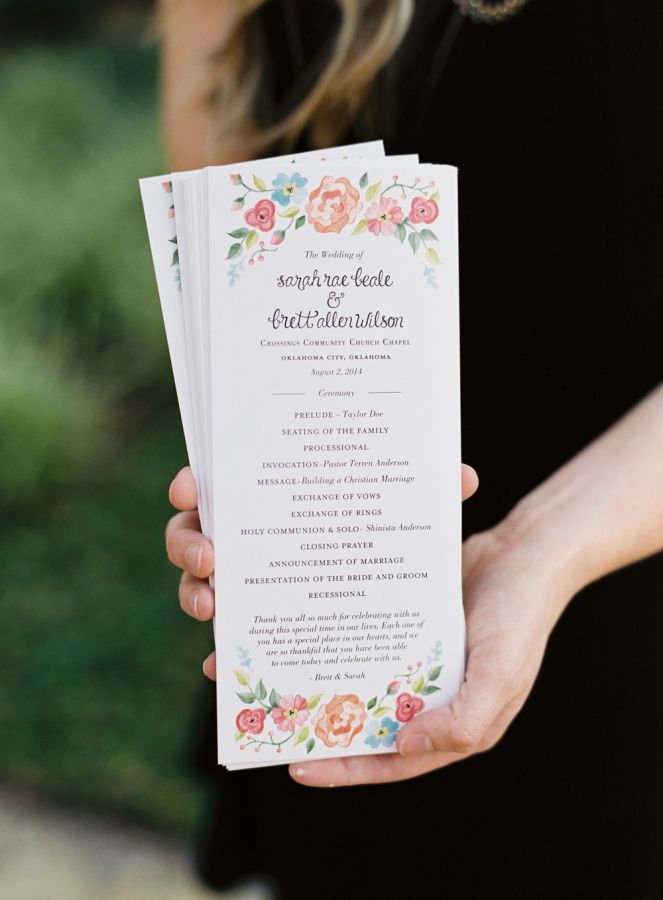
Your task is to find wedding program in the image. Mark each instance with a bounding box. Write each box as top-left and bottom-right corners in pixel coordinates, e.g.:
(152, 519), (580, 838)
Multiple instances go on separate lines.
(140, 141), (464, 769)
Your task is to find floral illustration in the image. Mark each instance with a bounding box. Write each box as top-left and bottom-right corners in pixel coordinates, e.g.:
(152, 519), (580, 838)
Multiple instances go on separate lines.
(271, 171), (308, 206)
(304, 175), (362, 234)
(232, 645), (444, 757)
(365, 716), (400, 748)
(394, 692), (425, 723)
(272, 694), (310, 732)
(245, 198), (276, 232)
(223, 168), (443, 286)
(366, 196), (404, 237)
(161, 180), (181, 291)
(311, 694), (368, 749)
(236, 707), (266, 735)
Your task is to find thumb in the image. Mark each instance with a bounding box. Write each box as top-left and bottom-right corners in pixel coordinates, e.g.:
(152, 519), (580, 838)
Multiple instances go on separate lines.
(396, 656), (508, 757)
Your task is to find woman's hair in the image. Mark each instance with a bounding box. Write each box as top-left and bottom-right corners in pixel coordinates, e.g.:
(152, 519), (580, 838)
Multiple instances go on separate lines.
(209, 0), (414, 157)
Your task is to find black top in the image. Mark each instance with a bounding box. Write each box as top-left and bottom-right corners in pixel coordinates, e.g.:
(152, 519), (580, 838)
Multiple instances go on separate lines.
(194, 3), (663, 897)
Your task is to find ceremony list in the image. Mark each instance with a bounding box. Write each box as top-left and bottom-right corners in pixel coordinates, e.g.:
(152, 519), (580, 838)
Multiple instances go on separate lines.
(141, 146), (465, 769)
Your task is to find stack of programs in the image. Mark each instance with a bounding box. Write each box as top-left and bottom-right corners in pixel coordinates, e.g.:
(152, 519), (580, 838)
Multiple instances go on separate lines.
(140, 140), (464, 770)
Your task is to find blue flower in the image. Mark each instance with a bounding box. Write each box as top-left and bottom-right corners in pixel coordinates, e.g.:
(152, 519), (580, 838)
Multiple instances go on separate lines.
(271, 172), (308, 207)
(364, 716), (399, 748)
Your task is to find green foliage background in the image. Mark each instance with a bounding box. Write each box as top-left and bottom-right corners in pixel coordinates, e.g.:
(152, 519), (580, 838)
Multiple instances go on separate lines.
(0, 41), (211, 833)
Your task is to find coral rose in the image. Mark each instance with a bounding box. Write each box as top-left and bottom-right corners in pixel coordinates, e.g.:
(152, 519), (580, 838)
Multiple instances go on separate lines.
(409, 195), (438, 224)
(245, 198), (276, 232)
(305, 176), (362, 234)
(395, 692), (425, 723)
(236, 707), (266, 735)
(311, 694), (367, 748)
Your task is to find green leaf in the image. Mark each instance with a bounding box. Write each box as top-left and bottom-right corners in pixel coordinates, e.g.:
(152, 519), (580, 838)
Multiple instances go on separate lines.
(419, 228), (438, 242)
(236, 690), (255, 704)
(294, 726), (310, 747)
(412, 675), (425, 694)
(427, 665), (443, 682)
(246, 230), (258, 250)
(430, 190), (440, 202)
(408, 231), (421, 254)
(168, 236), (178, 244)
(235, 730), (245, 742)
(233, 196), (245, 207)
(352, 218), (368, 235)
(255, 678), (267, 701)
(228, 227), (249, 239)
(425, 247), (441, 265)
(226, 242), (242, 260)
(253, 174), (267, 191)
(366, 696), (377, 710)
(233, 669), (250, 686)
(372, 706), (392, 717)
(421, 685), (441, 696)
(365, 181), (382, 202)
(307, 694), (323, 710)
(170, 249), (179, 267)
(306, 738), (315, 754)
(295, 215), (306, 229)
(279, 206), (300, 218)
(359, 172), (369, 190)
(269, 688), (281, 709)
(394, 222), (406, 244)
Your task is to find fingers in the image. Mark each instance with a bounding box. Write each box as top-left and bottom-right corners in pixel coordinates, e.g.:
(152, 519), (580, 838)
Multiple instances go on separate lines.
(169, 466), (198, 511)
(165, 510), (215, 577)
(461, 463), (479, 501)
(202, 651), (216, 681)
(179, 572), (215, 621)
(396, 652), (510, 757)
(289, 747), (463, 788)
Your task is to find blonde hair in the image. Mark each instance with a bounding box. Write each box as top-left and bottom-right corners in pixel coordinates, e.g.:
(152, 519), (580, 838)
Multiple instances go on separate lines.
(209, 0), (414, 157)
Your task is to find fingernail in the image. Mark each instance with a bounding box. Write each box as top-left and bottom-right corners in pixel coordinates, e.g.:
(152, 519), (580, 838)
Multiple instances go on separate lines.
(399, 733), (433, 756)
(185, 543), (203, 574)
(192, 590), (200, 619)
(290, 765), (307, 778)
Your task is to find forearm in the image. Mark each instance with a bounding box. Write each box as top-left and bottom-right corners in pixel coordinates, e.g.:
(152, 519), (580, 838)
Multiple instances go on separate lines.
(496, 384), (663, 603)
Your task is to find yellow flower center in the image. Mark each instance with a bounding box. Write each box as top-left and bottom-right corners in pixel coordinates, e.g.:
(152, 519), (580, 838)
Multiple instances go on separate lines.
(378, 211), (391, 222)
(376, 726), (388, 739)
(285, 706), (298, 719)
(285, 184), (296, 195)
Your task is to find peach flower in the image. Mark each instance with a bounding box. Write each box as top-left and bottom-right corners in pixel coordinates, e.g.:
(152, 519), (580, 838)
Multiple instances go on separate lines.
(305, 176), (362, 234)
(311, 694), (367, 749)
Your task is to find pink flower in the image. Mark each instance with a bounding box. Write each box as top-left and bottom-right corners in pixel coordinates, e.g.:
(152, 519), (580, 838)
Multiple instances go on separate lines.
(305, 176), (362, 234)
(409, 195), (438, 224)
(271, 694), (309, 733)
(366, 196), (403, 237)
(395, 692), (425, 723)
(387, 680), (401, 694)
(167, 205), (175, 219)
(245, 198), (276, 232)
(229, 174), (241, 185)
(311, 694), (367, 749)
(230, 200), (243, 212)
(236, 707), (266, 735)
(271, 229), (285, 245)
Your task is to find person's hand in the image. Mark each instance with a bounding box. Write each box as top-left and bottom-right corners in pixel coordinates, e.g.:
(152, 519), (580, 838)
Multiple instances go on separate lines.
(166, 464), (480, 681)
(166, 467), (217, 678)
(288, 513), (583, 787)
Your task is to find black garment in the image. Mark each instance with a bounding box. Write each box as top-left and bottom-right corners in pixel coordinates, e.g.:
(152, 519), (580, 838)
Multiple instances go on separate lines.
(193, 2), (663, 897)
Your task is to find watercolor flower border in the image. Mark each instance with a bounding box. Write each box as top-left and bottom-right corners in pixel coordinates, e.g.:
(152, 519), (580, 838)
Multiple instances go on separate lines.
(232, 645), (444, 758)
(223, 170), (443, 288)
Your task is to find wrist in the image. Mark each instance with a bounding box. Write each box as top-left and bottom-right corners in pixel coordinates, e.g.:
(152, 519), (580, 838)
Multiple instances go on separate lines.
(491, 490), (597, 610)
